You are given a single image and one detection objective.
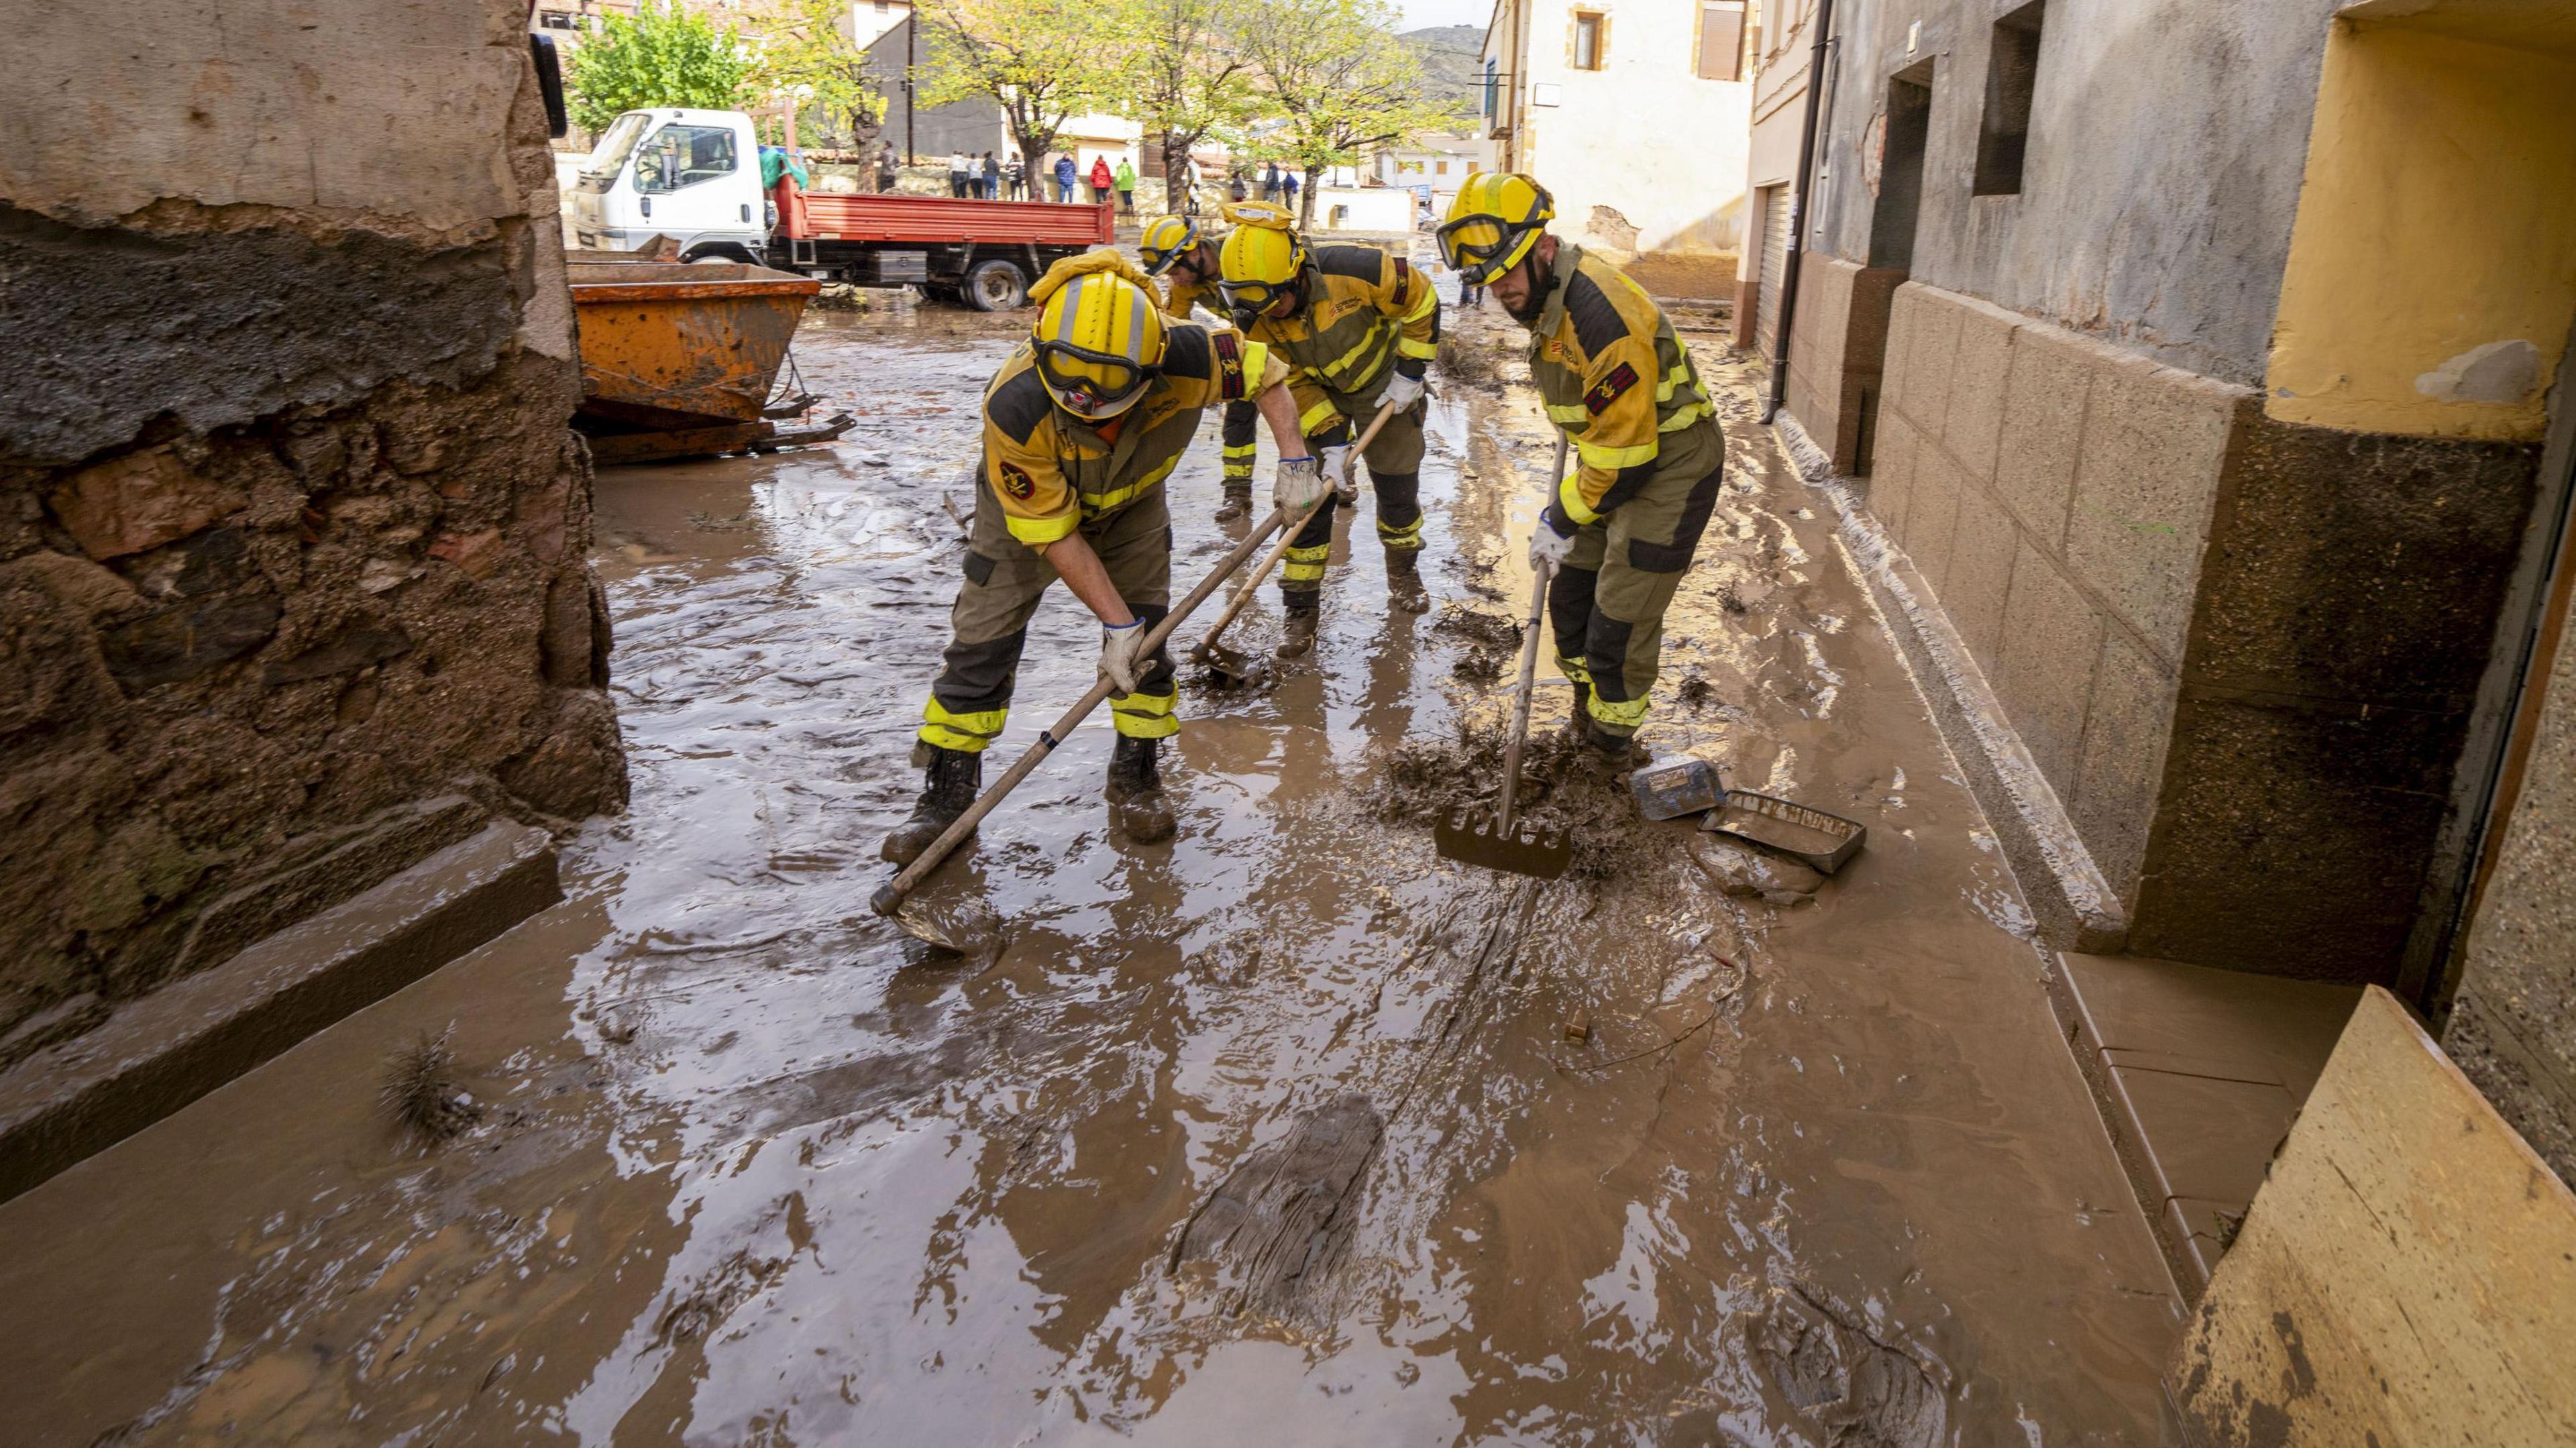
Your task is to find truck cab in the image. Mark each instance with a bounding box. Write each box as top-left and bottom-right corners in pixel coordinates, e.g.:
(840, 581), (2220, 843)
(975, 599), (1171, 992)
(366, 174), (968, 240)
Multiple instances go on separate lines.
(569, 108), (768, 261)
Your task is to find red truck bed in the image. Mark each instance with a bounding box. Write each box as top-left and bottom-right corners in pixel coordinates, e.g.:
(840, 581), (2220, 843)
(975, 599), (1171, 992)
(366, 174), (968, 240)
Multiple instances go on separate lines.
(773, 180), (1112, 247)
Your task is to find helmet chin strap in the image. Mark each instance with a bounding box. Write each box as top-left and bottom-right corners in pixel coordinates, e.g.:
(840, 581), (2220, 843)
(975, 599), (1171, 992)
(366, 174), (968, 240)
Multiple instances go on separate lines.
(1502, 249), (1549, 325)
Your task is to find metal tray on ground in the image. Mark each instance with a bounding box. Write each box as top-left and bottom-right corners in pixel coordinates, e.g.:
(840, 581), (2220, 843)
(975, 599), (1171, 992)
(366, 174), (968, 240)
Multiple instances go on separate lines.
(1701, 789), (1866, 874)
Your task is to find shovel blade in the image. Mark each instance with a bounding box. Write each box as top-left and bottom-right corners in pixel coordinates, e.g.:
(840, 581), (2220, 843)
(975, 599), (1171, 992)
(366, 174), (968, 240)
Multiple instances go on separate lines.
(1193, 641), (1271, 689)
(1434, 805), (1574, 879)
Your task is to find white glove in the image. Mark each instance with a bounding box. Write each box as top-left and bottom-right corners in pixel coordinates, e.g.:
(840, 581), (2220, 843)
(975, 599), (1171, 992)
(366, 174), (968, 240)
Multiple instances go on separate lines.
(1274, 455), (1330, 516)
(1528, 510), (1578, 574)
(1322, 444), (1358, 502)
(1379, 370), (1426, 412)
(1099, 620), (1145, 693)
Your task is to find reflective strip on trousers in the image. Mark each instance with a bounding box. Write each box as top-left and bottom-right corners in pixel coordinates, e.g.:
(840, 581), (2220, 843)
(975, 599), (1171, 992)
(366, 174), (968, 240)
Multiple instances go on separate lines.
(1110, 688), (1179, 739)
(1283, 541), (1331, 586)
(1377, 514), (1424, 549)
(1554, 653), (1591, 686)
(919, 695), (1009, 753)
(1587, 689), (1651, 730)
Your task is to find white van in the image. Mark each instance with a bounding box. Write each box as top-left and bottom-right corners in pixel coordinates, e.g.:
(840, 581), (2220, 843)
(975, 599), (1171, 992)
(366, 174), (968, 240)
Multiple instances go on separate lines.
(567, 107), (770, 260)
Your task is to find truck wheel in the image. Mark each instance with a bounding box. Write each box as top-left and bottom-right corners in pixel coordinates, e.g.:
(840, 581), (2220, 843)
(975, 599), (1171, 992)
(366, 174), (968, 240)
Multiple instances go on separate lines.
(684, 245), (755, 265)
(963, 259), (1027, 312)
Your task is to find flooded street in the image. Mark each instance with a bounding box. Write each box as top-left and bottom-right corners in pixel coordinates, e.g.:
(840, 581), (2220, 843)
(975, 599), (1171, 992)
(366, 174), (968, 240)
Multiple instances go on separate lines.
(1, 291), (2184, 1444)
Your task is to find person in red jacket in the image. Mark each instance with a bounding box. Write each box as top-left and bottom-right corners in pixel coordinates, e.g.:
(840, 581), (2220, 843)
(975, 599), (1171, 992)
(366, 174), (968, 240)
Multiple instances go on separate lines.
(1088, 154), (1114, 205)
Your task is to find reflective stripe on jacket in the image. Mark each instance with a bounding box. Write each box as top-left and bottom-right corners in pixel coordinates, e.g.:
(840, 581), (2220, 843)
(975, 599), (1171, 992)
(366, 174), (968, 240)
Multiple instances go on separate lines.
(1528, 245), (1719, 525)
(1242, 245), (1441, 436)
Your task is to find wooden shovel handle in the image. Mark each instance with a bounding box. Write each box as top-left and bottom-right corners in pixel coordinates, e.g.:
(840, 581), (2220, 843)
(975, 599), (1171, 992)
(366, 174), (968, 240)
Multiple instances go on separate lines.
(1497, 432), (1572, 836)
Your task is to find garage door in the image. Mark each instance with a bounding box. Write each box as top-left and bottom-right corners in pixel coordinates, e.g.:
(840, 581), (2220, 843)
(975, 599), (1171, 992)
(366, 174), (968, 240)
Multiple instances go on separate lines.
(1754, 182), (1792, 355)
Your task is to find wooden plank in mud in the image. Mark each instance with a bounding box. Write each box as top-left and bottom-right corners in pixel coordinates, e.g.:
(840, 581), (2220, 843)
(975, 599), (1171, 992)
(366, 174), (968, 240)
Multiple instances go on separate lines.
(2169, 987), (2576, 1446)
(1169, 1092), (1382, 1316)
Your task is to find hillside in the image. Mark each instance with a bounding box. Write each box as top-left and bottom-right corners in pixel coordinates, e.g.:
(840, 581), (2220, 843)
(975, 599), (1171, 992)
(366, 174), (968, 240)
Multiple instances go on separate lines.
(1401, 24), (1487, 124)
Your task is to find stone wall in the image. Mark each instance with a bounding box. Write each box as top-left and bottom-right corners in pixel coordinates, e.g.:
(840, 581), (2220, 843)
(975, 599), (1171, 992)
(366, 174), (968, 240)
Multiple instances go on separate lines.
(1874, 277), (2538, 983)
(1781, 255), (1903, 476)
(0, 0), (625, 1066)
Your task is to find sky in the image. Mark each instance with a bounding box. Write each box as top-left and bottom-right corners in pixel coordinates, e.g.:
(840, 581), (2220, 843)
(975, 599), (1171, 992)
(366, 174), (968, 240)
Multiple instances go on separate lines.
(1397, 0), (1493, 31)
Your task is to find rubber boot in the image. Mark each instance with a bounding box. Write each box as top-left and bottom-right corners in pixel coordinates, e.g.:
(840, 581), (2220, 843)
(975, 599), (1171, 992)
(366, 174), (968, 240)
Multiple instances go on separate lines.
(1562, 681), (1594, 740)
(1104, 734), (1177, 842)
(1277, 594), (1321, 658)
(880, 743), (982, 865)
(1215, 480), (1252, 524)
(1385, 547), (1430, 615)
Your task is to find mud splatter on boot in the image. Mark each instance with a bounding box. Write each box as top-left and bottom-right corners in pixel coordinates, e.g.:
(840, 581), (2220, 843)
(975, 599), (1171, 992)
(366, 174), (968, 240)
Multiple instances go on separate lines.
(1562, 681), (1593, 740)
(1104, 735), (1176, 842)
(1277, 592), (1321, 659)
(1385, 547), (1430, 615)
(880, 744), (981, 865)
(1214, 481), (1252, 524)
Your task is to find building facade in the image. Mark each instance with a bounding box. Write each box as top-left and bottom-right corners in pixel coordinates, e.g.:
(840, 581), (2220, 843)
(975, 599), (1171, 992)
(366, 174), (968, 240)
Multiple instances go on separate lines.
(1764, 0), (2575, 1182)
(1479, 0), (1758, 261)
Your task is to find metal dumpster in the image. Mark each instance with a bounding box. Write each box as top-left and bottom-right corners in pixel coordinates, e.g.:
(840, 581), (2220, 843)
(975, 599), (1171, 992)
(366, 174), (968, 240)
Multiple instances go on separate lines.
(568, 258), (853, 464)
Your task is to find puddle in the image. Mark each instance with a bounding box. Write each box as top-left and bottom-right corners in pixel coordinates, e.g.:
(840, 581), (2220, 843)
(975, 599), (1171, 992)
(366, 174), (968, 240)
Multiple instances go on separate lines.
(0, 290), (2183, 1445)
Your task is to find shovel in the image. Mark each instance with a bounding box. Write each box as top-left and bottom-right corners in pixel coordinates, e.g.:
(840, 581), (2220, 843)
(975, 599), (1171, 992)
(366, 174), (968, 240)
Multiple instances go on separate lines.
(871, 504), (1296, 946)
(1435, 437), (1575, 880)
(1193, 397), (1405, 687)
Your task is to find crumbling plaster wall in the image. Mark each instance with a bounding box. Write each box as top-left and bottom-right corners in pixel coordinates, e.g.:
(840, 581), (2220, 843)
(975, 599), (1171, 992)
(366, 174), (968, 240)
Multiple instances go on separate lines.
(1814, 0), (2342, 386)
(0, 0), (624, 1063)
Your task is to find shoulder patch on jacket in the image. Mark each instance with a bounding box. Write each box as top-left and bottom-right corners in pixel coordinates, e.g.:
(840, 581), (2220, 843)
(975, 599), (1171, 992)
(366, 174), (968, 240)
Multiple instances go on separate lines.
(1562, 270), (1629, 357)
(997, 461), (1037, 500)
(1389, 256), (1413, 307)
(988, 368), (1052, 443)
(1162, 323), (1213, 381)
(1316, 245), (1385, 282)
(1584, 361), (1640, 415)
(1207, 330), (1250, 398)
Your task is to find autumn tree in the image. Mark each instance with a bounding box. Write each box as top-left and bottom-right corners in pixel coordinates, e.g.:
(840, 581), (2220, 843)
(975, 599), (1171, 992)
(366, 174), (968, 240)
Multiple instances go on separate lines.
(565, 1), (757, 135)
(751, 0), (886, 150)
(1109, 0), (1263, 203)
(1238, 0), (1462, 225)
(913, 0), (1126, 172)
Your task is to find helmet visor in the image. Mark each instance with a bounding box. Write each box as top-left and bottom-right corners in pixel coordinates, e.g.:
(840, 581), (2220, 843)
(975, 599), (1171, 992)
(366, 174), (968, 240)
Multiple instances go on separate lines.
(1034, 340), (1153, 420)
(1218, 276), (1296, 319)
(1436, 213), (1536, 285)
(1140, 221), (1194, 276)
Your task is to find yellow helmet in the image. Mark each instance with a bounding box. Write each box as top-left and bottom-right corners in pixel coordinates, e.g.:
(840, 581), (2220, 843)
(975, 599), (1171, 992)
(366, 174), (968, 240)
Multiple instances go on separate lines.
(1138, 214), (1200, 276)
(1028, 251), (1167, 421)
(1216, 204), (1307, 317)
(1438, 172), (1554, 284)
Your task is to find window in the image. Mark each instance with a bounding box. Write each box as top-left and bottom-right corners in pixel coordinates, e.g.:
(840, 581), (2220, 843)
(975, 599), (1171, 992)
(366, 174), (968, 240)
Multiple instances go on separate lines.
(1697, 2), (1746, 80)
(634, 124), (739, 193)
(1483, 58), (1499, 119)
(536, 10), (576, 30)
(1572, 11), (1605, 70)
(1974, 0), (2044, 195)
(1436, 160), (1450, 175)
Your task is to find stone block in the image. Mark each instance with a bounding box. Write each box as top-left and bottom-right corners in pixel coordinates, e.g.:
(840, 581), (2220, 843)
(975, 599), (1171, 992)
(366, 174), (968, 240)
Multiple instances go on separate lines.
(1945, 482), (2019, 678)
(1945, 300), (2017, 486)
(1880, 286), (1922, 417)
(1904, 437), (1966, 592)
(2067, 361), (2240, 662)
(1994, 324), (2094, 550)
(1868, 408), (1920, 543)
(265, 622), (413, 685)
(44, 446), (247, 561)
(2071, 630), (2178, 905)
(1900, 288), (1964, 443)
(1994, 546), (2105, 797)
(97, 591), (282, 691)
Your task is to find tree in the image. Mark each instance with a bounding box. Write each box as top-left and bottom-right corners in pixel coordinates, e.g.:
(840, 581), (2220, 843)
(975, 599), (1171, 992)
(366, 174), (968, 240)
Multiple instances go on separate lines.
(913, 0), (1125, 174)
(750, 0), (885, 150)
(1108, 0), (1263, 204)
(565, 1), (758, 136)
(1238, 0), (1464, 226)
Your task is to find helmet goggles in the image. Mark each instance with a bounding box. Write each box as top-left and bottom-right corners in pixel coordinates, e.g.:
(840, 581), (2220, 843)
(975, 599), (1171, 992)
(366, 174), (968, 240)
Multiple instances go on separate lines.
(1033, 339), (1157, 421)
(1436, 213), (1541, 286)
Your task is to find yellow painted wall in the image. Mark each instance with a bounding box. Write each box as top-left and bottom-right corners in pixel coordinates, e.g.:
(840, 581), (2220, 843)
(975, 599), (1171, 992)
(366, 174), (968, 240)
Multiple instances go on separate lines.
(2265, 18), (2576, 442)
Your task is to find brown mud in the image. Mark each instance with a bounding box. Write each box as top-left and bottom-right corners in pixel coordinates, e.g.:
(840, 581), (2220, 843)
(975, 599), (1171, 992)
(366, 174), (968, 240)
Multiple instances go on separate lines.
(0, 286), (2183, 1445)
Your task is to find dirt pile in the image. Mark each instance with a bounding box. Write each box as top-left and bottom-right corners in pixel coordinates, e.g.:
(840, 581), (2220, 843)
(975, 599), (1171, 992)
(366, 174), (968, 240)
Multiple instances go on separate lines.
(1368, 712), (1659, 881)
(1432, 602), (1524, 685)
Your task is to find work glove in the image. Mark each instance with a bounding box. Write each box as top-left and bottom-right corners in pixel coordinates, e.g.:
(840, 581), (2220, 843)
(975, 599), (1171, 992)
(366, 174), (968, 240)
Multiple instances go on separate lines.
(1275, 455), (1330, 517)
(1528, 501), (1578, 574)
(1099, 619), (1146, 694)
(1379, 370), (1426, 412)
(1322, 444), (1358, 502)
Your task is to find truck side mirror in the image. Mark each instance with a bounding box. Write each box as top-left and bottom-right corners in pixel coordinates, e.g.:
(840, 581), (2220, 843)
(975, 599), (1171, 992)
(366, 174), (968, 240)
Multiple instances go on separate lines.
(529, 34), (569, 140)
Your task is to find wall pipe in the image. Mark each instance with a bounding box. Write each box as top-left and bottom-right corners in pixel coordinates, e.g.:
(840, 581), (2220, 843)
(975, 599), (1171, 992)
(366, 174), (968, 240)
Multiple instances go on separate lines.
(1762, 0), (1839, 425)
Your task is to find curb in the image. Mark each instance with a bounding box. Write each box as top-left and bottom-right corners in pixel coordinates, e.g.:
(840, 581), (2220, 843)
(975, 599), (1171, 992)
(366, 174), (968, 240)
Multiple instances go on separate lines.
(1772, 410), (2129, 954)
(0, 822), (561, 1204)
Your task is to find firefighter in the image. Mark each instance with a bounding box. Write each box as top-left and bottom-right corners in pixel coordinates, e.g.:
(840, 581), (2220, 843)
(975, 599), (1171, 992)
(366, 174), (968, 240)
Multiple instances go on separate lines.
(1435, 173), (1723, 767)
(881, 252), (1324, 864)
(1215, 201), (1442, 653)
(1139, 213), (1259, 523)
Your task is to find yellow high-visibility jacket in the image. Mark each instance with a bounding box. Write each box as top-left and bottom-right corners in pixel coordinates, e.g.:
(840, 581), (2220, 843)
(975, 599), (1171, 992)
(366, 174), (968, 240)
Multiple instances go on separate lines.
(980, 325), (1285, 547)
(1527, 245), (1719, 525)
(1241, 245), (1440, 438)
(1158, 270), (1222, 323)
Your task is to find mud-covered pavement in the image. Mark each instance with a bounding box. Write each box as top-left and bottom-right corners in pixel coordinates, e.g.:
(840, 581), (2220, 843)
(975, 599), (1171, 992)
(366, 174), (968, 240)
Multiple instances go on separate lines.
(1, 288), (2186, 1445)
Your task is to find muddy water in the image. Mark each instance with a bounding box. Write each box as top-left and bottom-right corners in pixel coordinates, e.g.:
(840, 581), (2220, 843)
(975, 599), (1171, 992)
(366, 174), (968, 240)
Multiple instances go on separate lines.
(0, 290), (2182, 1445)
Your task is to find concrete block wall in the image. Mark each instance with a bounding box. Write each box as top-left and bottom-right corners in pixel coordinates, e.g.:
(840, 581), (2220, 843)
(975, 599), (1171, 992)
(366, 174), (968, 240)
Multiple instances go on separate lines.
(1872, 279), (2240, 903)
(0, 0), (626, 1067)
(1783, 255), (1905, 474)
